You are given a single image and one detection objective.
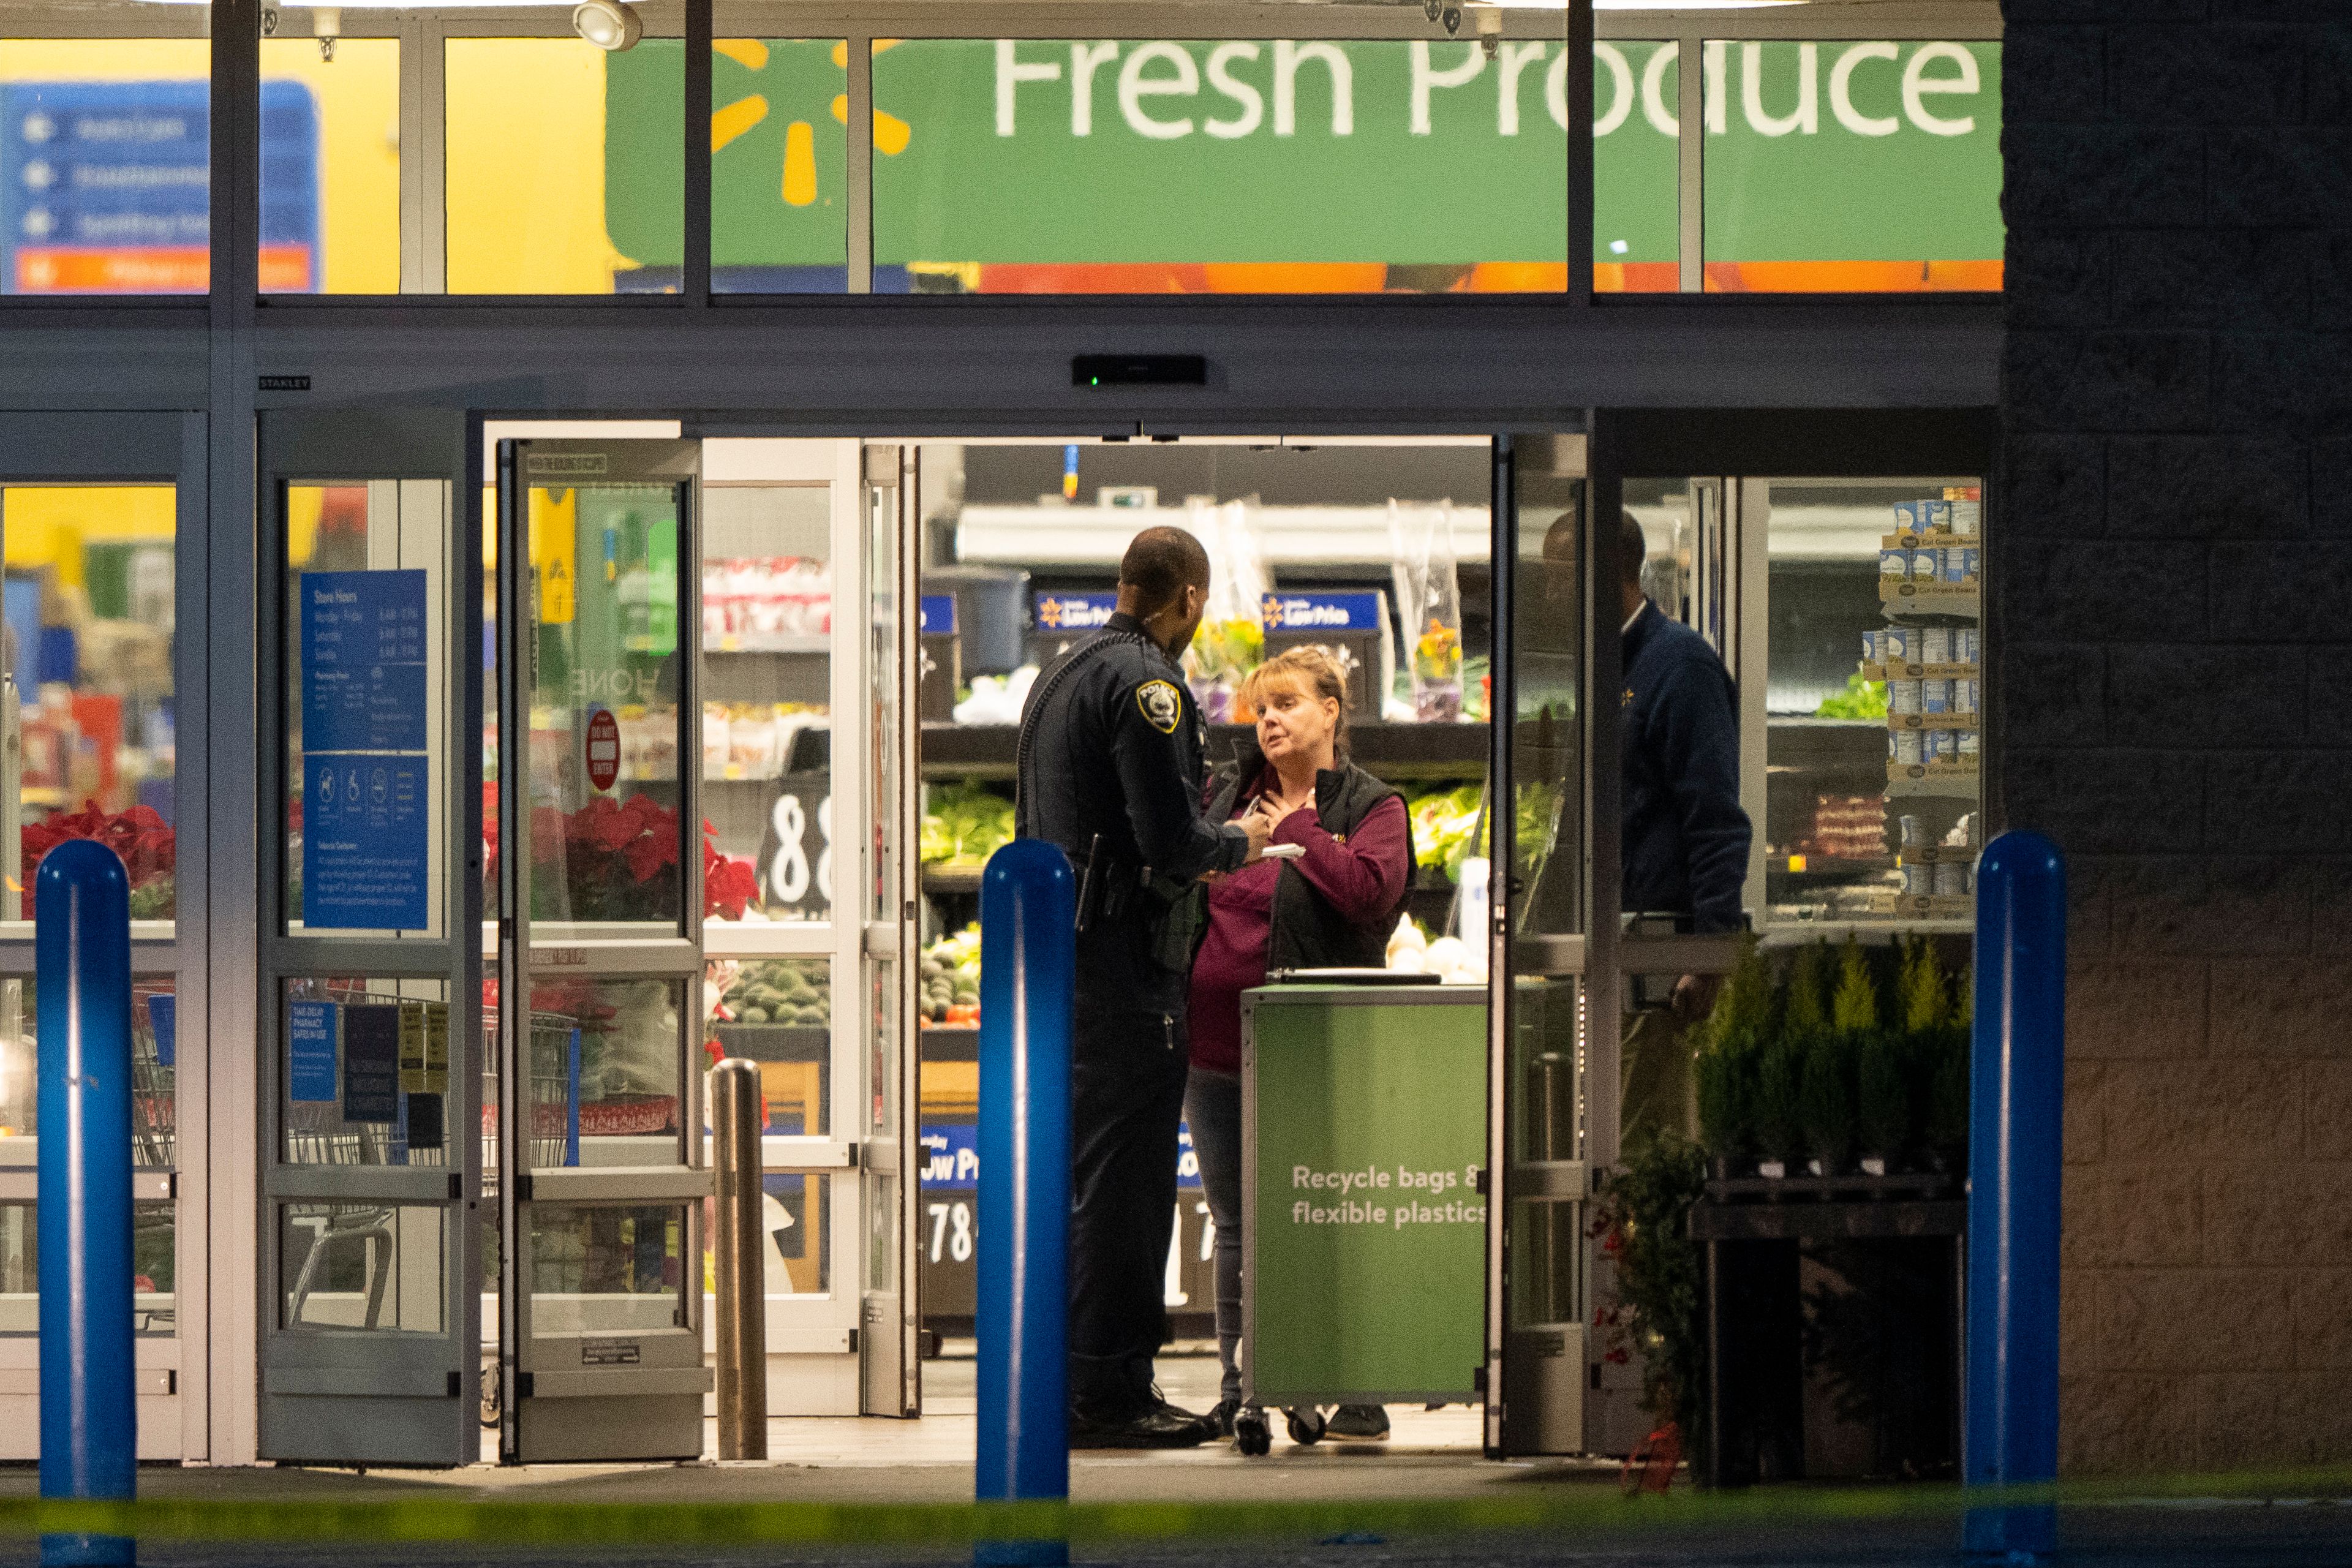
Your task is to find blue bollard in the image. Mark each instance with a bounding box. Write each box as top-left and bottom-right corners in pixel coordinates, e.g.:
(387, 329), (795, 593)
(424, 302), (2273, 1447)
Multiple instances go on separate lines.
(37, 839), (137, 1568)
(973, 839), (1074, 1568)
(1964, 830), (2065, 1561)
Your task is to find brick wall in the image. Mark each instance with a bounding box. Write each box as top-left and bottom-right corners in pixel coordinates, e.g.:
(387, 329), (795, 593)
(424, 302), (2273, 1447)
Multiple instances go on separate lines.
(2000, 2), (2352, 1474)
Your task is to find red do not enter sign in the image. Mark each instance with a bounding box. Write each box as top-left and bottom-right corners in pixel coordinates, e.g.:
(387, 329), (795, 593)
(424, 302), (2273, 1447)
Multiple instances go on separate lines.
(586, 708), (620, 792)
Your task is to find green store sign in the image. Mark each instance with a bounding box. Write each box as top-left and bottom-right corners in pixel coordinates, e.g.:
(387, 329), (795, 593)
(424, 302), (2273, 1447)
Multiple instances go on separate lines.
(606, 38), (2001, 279)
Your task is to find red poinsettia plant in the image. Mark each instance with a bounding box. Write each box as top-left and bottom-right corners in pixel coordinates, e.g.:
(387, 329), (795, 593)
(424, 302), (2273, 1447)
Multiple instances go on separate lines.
(483, 783), (758, 922)
(22, 801), (176, 919)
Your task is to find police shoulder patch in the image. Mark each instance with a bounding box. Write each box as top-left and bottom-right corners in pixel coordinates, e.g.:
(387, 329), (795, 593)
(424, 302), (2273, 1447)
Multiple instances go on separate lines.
(1135, 679), (1183, 734)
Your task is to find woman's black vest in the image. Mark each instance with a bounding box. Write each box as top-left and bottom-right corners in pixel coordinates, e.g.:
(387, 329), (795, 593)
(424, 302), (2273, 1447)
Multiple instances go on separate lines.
(1205, 737), (1417, 975)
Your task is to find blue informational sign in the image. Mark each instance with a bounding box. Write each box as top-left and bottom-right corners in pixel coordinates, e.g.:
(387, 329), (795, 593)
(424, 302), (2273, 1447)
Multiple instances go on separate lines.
(1177, 1121), (1202, 1191)
(301, 568), (431, 929)
(918, 594), (958, 635)
(1033, 590), (1118, 632)
(289, 1000), (339, 1104)
(301, 571), (428, 754)
(0, 80), (320, 295)
(304, 753), (429, 929)
(146, 993), (176, 1068)
(1261, 592), (1383, 632)
(921, 1124), (979, 1190)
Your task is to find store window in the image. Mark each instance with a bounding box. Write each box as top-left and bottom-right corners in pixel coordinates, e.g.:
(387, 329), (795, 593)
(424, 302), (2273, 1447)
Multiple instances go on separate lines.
(709, 37), (851, 292)
(1702, 40), (2002, 293)
(0, 485), (178, 927)
(1762, 479), (1982, 924)
(870, 39), (1569, 294)
(445, 34), (684, 293)
(0, 34), (211, 296)
(1593, 40), (1677, 295)
(258, 32), (401, 295)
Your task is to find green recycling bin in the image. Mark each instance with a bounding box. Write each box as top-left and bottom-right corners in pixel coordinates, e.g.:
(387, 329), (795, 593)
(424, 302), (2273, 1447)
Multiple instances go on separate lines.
(1241, 982), (1488, 1424)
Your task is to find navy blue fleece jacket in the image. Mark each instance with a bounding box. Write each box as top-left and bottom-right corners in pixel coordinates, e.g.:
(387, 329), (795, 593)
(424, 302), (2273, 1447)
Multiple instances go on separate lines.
(1621, 600), (1752, 933)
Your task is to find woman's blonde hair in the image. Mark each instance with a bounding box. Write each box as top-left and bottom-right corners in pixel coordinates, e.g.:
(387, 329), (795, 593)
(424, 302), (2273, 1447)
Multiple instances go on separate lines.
(1242, 645), (1349, 748)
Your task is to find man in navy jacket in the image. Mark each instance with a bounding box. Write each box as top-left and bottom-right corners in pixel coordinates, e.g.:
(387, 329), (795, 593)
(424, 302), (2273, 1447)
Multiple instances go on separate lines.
(1616, 513), (1752, 1144)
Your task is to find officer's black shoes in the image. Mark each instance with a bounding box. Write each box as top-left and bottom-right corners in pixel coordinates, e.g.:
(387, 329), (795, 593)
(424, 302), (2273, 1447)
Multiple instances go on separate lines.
(1326, 1403), (1391, 1441)
(1069, 1393), (1219, 1449)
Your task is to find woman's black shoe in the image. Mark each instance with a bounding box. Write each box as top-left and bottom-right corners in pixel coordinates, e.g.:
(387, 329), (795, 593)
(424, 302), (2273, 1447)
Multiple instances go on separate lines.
(1326, 1404), (1390, 1441)
(1206, 1397), (1240, 1439)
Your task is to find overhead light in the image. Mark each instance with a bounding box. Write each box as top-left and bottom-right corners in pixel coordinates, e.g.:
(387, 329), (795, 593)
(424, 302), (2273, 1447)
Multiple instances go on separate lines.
(572, 0), (642, 51)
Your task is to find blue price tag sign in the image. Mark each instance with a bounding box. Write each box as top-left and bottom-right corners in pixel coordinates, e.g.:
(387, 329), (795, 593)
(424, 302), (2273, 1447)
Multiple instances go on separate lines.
(1261, 592), (1382, 632)
(1033, 591), (1118, 632)
(918, 594), (958, 635)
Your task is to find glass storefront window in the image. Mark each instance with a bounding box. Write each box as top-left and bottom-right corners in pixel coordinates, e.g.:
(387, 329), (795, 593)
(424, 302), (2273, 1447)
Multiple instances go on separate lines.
(710, 37), (851, 292)
(525, 976), (691, 1169)
(280, 979), (458, 1170)
(279, 1202), (447, 1333)
(0, 35), (210, 296)
(870, 38), (1569, 294)
(446, 35), (683, 294)
(1702, 40), (2002, 293)
(1, 485), (178, 927)
(530, 1204), (686, 1334)
(1593, 41), (1677, 295)
(259, 35), (401, 295)
(1763, 479), (1983, 927)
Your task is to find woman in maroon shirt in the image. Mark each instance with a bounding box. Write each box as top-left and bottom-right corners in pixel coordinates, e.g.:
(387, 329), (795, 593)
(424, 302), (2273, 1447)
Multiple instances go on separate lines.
(1185, 647), (1414, 1441)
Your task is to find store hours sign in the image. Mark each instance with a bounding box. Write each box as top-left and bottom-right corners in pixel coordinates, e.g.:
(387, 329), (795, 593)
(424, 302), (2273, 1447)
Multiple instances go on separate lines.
(300, 570), (431, 930)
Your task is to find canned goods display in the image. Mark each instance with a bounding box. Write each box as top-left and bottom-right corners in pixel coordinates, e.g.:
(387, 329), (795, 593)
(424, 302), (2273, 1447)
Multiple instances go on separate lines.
(1926, 731), (1958, 763)
(1942, 547), (1970, 584)
(1933, 862), (1967, 897)
(1915, 549), (1947, 582)
(1893, 500), (1929, 532)
(1883, 627), (1916, 662)
(1921, 628), (1951, 664)
(1922, 680), (1952, 714)
(1958, 731), (1981, 761)
(1899, 814), (1924, 848)
(1861, 630), (1884, 664)
(1902, 865), (1933, 897)
(1954, 629), (1980, 664)
(1923, 499), (1953, 532)
(1889, 679), (1923, 714)
(1959, 546), (1981, 581)
(1952, 679), (1979, 714)
(1893, 730), (1925, 766)
(1949, 499), (1981, 536)
(1881, 548), (1912, 581)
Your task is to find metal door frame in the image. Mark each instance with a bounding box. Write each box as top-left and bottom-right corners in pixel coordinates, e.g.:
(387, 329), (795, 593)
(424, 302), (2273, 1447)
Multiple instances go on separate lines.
(253, 409), (480, 1465)
(0, 411), (210, 1460)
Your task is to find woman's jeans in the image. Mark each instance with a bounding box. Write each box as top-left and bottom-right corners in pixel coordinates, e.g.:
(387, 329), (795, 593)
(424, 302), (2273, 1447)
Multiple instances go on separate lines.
(1183, 1066), (1244, 1407)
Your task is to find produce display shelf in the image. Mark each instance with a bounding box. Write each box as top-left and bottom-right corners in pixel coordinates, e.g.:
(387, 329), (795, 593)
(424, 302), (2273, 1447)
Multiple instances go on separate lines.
(708, 1022), (828, 1063)
(921, 720), (1490, 781)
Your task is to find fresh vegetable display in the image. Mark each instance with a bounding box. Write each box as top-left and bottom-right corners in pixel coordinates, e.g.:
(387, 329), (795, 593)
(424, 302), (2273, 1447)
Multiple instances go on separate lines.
(922, 782), (1016, 867)
(1814, 671), (1890, 720)
(717, 959), (832, 1027)
(919, 924), (982, 1027)
(1406, 783), (1486, 881)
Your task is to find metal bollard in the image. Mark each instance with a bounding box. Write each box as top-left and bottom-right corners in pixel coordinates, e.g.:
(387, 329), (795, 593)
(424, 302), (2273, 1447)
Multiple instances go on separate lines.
(973, 839), (1074, 1568)
(710, 1058), (768, 1460)
(1964, 830), (2066, 1561)
(37, 839), (136, 1568)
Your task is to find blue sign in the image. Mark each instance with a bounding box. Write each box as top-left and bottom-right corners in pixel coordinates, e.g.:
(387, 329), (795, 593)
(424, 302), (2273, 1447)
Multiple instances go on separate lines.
(305, 753), (429, 929)
(0, 80), (320, 295)
(918, 594), (958, 635)
(146, 993), (175, 1069)
(301, 571), (428, 755)
(1035, 591), (1118, 632)
(290, 1001), (338, 1104)
(921, 1125), (979, 1190)
(1177, 1121), (1202, 1191)
(1261, 592), (1382, 633)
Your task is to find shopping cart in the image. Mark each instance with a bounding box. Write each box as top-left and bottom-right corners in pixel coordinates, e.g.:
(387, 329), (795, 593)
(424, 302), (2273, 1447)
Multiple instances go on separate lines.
(479, 1009), (584, 1183)
(130, 984), (176, 1333)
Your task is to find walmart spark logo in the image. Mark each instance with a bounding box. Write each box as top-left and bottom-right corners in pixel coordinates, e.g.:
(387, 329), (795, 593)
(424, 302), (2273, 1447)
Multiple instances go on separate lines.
(712, 39), (910, 209)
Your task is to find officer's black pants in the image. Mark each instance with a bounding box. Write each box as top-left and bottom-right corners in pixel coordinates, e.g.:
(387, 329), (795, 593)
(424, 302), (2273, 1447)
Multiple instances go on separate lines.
(1068, 1003), (1189, 1413)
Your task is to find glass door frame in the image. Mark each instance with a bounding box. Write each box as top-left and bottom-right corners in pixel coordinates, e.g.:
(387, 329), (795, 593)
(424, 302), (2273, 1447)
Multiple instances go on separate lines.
(254, 410), (480, 1466)
(0, 412), (209, 1461)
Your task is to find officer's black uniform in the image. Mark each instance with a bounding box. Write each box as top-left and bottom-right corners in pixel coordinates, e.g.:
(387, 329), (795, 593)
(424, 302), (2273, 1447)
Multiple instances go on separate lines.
(1016, 610), (1251, 1420)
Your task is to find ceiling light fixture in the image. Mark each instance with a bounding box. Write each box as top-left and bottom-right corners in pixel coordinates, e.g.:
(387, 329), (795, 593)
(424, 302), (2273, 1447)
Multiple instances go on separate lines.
(572, 0), (643, 52)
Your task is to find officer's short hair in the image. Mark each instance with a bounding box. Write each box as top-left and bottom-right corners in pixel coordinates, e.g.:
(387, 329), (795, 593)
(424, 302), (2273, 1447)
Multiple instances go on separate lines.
(1119, 527), (1212, 617)
(1621, 514), (1649, 589)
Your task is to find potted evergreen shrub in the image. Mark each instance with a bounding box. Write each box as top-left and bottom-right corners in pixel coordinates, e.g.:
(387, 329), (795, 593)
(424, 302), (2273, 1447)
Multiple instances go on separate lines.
(1695, 933), (1770, 1180)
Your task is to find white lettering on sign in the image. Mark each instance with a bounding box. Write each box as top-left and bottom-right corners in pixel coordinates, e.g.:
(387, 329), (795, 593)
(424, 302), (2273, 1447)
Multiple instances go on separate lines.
(1120, 42), (1198, 140)
(1588, 43), (1629, 138)
(995, 38), (1061, 135)
(1204, 43), (1263, 139)
(1409, 40), (1482, 137)
(1902, 42), (1980, 136)
(1502, 41), (1552, 137)
(1830, 42), (1901, 136)
(1743, 41), (1817, 137)
(1275, 41), (1352, 137)
(1071, 41), (1120, 136)
(1642, 42), (1679, 137)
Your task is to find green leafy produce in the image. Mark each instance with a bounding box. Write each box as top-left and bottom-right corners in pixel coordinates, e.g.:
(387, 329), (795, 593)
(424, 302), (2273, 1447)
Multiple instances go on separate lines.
(721, 959), (831, 1029)
(919, 922), (983, 1023)
(1405, 783), (1487, 882)
(922, 782), (1016, 867)
(1815, 672), (1890, 720)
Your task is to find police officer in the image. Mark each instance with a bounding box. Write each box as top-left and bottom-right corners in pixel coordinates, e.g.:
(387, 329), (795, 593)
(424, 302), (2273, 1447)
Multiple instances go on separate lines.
(1016, 526), (1272, 1447)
